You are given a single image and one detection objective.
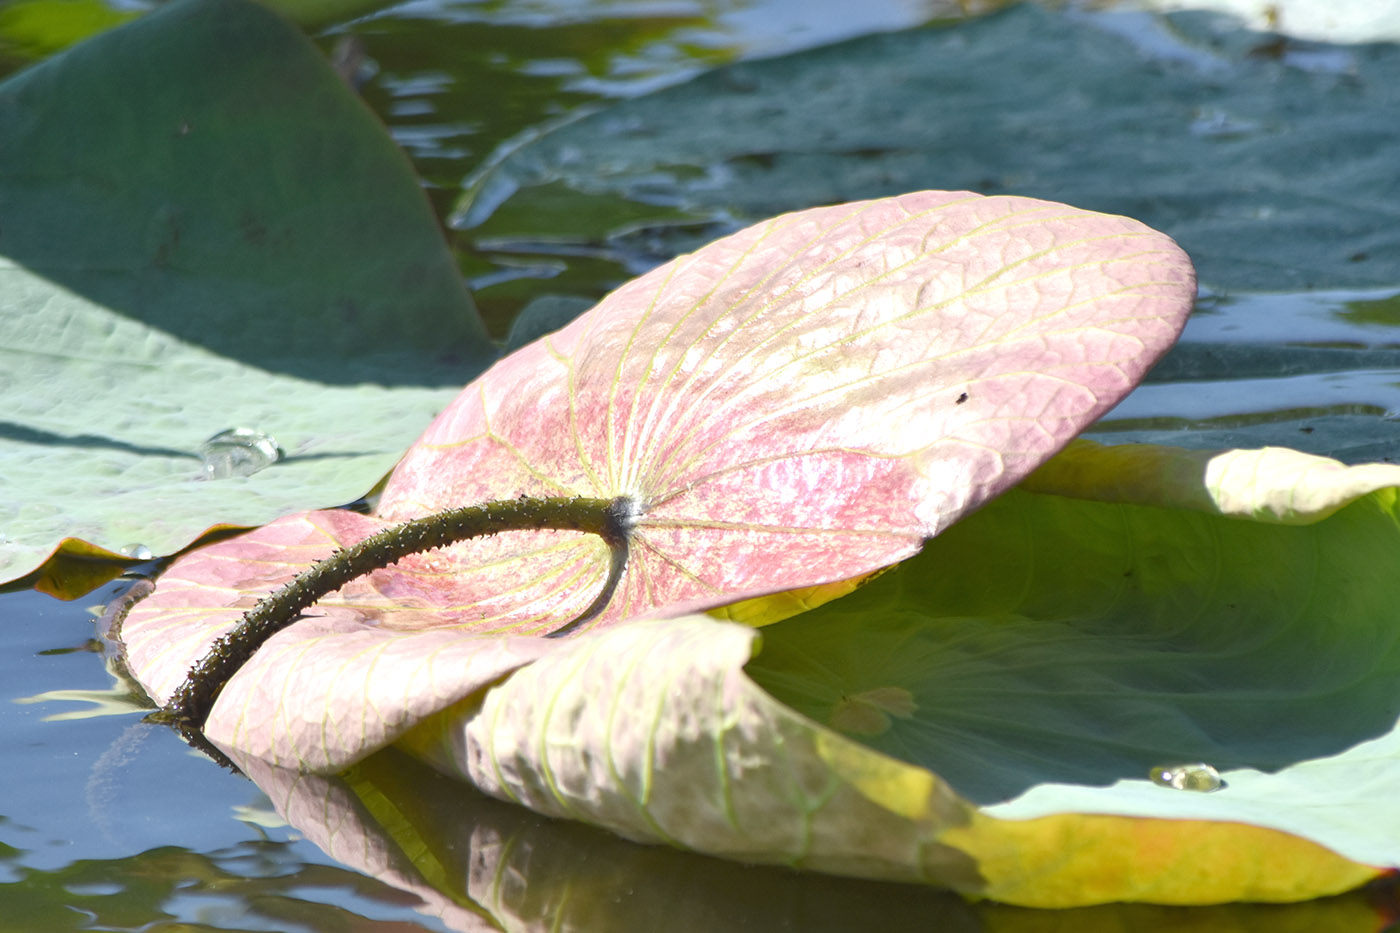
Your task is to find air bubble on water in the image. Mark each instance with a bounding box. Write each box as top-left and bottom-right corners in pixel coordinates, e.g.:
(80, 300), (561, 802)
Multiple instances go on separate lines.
(198, 428), (282, 479)
(118, 544), (153, 560)
(1149, 762), (1224, 793)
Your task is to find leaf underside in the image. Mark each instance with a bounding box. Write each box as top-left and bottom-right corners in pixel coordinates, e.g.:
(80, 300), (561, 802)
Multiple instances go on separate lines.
(122, 191), (1194, 778)
(405, 441), (1400, 906)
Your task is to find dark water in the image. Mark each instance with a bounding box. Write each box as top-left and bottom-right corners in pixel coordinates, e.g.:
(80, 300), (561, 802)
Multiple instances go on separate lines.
(0, 583), (456, 930)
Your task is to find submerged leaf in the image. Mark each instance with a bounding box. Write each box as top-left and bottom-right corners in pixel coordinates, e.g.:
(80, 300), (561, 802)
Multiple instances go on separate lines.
(119, 191), (1194, 771)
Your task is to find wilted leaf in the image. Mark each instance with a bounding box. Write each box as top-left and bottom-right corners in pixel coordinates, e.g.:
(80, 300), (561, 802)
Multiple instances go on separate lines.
(0, 0), (495, 584)
(119, 190), (1194, 773)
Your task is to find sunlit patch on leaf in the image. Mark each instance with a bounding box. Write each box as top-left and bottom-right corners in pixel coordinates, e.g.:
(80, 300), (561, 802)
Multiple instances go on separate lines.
(5, 539), (141, 601)
(706, 570), (881, 627)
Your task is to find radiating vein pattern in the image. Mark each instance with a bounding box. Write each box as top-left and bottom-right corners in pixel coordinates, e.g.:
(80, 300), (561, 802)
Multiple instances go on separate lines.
(120, 190), (1194, 772)
(366, 191), (1195, 624)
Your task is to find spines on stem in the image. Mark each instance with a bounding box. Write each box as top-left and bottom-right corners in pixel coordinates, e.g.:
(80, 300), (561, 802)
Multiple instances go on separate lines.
(161, 495), (636, 736)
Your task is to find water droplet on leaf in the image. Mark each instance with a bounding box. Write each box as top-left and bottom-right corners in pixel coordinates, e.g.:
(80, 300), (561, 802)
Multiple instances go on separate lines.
(119, 543), (153, 560)
(198, 428), (282, 479)
(1149, 762), (1224, 792)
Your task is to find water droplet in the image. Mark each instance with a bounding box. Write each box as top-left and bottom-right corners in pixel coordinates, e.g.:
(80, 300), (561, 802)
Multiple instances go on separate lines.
(198, 428), (282, 479)
(1149, 762), (1224, 792)
(119, 544), (153, 560)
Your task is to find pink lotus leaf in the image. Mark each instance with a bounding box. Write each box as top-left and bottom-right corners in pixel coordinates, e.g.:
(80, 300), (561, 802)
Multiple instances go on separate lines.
(118, 190), (1195, 771)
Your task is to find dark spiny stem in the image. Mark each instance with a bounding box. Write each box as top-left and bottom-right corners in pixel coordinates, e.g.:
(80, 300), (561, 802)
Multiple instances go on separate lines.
(161, 495), (636, 732)
(545, 496), (639, 639)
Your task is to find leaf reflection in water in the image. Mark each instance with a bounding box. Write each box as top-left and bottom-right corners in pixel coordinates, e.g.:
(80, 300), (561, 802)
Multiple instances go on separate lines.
(236, 747), (1397, 933)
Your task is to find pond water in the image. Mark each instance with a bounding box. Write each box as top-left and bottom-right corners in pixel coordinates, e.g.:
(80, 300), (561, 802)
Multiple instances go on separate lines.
(0, 584), (446, 928)
(6, 0), (1400, 929)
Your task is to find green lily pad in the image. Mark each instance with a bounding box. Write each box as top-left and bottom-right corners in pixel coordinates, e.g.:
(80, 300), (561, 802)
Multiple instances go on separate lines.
(0, 0), (496, 584)
(752, 469), (1400, 811)
(456, 3), (1400, 291)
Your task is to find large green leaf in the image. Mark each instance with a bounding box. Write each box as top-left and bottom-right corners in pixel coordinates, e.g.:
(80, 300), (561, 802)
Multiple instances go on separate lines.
(0, 0), (495, 584)
(401, 439), (1400, 906)
(456, 3), (1400, 291)
(753, 445), (1400, 808)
